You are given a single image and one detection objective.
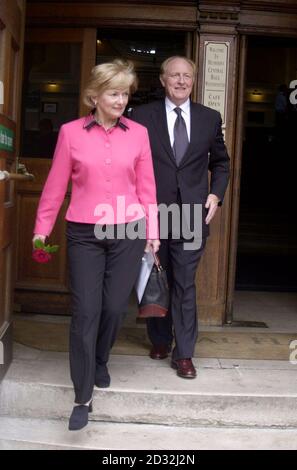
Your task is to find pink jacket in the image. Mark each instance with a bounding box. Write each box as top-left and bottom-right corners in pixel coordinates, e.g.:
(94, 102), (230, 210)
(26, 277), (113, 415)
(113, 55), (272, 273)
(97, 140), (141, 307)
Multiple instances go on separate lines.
(34, 115), (159, 239)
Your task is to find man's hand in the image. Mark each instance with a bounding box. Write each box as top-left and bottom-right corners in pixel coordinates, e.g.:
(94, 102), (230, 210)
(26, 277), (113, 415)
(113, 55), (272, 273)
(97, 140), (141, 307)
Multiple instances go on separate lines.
(145, 239), (160, 254)
(205, 194), (220, 225)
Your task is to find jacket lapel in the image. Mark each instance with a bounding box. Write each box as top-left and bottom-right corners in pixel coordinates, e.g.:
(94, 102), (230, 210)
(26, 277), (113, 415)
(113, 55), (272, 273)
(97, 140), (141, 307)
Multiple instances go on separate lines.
(151, 101), (176, 166)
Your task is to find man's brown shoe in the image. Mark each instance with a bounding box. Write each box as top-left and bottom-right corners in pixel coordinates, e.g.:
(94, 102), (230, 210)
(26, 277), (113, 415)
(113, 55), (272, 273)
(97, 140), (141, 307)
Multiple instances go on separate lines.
(171, 358), (197, 378)
(149, 344), (170, 360)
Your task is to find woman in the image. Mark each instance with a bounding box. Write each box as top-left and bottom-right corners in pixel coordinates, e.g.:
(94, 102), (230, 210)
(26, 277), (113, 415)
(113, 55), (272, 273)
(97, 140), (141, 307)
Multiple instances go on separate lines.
(33, 60), (160, 431)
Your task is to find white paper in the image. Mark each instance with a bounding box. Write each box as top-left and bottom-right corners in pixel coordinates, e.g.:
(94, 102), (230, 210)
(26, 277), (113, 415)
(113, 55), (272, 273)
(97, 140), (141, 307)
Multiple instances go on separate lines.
(135, 251), (155, 303)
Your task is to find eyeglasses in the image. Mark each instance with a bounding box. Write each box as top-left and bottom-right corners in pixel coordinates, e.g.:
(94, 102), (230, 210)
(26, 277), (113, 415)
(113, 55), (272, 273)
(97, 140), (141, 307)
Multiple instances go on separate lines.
(167, 73), (194, 81)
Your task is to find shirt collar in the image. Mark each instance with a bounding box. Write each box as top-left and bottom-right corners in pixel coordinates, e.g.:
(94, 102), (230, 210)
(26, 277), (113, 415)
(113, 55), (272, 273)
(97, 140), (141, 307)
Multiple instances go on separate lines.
(165, 97), (190, 115)
(83, 110), (129, 131)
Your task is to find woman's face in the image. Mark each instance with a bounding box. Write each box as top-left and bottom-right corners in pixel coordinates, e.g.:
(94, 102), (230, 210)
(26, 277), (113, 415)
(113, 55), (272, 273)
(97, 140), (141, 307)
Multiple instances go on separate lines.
(95, 88), (129, 122)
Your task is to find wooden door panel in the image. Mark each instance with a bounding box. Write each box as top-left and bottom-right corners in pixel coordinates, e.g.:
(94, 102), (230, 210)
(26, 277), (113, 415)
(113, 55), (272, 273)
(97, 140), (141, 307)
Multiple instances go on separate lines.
(15, 194), (68, 289)
(15, 158), (69, 294)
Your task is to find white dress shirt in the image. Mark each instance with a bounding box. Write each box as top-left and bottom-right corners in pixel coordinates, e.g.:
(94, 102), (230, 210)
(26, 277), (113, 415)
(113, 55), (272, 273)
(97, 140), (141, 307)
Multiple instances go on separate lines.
(165, 97), (191, 147)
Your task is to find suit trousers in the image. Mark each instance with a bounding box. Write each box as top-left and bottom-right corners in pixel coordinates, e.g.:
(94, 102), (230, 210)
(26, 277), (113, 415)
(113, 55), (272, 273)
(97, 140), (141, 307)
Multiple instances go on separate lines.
(66, 221), (146, 404)
(147, 235), (206, 360)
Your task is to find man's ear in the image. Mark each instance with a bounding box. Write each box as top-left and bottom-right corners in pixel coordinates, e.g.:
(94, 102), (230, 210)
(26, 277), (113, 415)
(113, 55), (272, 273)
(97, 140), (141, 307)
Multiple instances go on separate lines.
(159, 74), (165, 87)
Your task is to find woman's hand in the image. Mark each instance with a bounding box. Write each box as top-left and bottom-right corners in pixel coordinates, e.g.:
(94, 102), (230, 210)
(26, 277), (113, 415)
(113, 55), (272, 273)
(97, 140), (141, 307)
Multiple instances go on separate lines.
(32, 234), (46, 248)
(145, 239), (160, 254)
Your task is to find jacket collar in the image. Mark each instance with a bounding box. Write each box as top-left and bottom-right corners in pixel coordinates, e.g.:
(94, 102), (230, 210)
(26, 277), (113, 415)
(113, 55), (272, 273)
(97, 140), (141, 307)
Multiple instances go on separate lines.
(83, 110), (129, 131)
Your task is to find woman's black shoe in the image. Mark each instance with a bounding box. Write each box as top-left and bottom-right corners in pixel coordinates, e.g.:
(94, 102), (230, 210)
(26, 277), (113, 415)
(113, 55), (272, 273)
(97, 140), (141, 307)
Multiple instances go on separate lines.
(95, 364), (110, 388)
(68, 401), (93, 431)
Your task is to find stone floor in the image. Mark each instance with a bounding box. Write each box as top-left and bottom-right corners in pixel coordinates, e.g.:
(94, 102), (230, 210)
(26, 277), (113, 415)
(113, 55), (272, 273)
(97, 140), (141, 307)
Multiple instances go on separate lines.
(14, 291), (297, 333)
(232, 291), (297, 331)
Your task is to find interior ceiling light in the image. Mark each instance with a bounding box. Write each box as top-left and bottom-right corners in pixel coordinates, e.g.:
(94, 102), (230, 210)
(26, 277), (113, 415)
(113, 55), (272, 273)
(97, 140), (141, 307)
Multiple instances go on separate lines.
(130, 47), (156, 55)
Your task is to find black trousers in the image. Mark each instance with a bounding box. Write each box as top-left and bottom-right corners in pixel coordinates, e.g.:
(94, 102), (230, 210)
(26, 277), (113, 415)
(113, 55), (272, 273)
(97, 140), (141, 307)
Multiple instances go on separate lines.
(66, 221), (146, 404)
(147, 235), (206, 360)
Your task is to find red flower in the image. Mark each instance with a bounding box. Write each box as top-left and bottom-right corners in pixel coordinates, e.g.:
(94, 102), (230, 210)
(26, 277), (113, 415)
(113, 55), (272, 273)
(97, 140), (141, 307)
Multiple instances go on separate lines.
(32, 248), (52, 264)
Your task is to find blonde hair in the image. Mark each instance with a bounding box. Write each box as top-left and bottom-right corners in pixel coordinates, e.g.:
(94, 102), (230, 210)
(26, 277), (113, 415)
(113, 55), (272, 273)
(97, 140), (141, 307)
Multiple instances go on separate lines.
(160, 56), (196, 77)
(83, 59), (138, 108)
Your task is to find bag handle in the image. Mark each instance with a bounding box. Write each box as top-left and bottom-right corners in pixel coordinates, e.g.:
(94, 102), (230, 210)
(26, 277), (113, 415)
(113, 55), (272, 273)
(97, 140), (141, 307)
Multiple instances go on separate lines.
(152, 252), (163, 272)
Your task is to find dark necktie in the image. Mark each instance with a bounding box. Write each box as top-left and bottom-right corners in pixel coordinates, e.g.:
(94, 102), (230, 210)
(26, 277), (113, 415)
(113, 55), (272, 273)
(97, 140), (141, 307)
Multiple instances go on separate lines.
(173, 107), (189, 165)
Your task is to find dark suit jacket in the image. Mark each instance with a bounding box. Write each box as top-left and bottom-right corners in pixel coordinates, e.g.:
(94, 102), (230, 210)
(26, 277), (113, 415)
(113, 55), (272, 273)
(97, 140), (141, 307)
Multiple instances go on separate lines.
(132, 100), (230, 238)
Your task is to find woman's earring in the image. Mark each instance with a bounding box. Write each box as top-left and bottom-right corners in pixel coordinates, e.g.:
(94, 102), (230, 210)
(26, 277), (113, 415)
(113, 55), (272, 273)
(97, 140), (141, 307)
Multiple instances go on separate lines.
(93, 100), (97, 106)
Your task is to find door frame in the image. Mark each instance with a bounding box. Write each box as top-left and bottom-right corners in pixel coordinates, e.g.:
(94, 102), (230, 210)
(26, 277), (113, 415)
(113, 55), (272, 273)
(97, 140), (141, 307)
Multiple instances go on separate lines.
(0, 0), (26, 382)
(225, 34), (248, 322)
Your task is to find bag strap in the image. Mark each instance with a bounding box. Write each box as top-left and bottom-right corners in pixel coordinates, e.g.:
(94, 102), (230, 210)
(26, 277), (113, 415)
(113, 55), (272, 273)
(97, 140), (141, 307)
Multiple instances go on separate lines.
(153, 252), (163, 272)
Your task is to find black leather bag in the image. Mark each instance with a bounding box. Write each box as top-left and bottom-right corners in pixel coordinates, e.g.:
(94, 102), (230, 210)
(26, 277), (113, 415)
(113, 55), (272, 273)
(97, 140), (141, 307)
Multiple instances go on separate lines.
(138, 254), (169, 318)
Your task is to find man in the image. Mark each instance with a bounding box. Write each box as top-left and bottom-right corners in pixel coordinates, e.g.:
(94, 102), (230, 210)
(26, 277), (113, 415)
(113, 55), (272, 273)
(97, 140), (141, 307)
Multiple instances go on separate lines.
(132, 56), (230, 379)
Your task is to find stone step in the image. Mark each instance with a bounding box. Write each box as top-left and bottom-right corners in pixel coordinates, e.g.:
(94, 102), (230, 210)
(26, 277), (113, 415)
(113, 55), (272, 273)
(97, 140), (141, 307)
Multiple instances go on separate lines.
(0, 345), (296, 428)
(0, 417), (297, 450)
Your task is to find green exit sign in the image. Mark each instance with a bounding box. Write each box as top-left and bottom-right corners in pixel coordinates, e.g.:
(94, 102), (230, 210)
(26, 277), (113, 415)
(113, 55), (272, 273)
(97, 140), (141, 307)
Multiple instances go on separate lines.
(0, 125), (14, 152)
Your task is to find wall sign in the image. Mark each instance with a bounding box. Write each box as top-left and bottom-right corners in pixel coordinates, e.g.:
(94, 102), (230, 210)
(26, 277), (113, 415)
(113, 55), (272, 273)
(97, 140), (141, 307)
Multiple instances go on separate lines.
(202, 42), (230, 126)
(0, 125), (14, 152)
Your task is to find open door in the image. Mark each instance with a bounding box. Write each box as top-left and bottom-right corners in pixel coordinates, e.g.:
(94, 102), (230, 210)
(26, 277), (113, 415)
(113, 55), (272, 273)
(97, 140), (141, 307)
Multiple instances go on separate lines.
(0, 0), (26, 381)
(14, 28), (96, 315)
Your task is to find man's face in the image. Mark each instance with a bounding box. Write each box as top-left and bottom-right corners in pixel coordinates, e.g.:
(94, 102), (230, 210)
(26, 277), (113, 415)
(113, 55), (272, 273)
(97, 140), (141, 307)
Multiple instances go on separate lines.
(160, 58), (194, 106)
